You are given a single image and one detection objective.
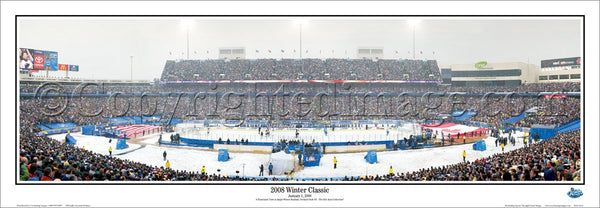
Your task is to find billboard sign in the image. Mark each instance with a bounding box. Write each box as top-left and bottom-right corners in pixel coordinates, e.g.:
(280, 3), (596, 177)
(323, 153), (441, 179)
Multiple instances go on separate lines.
(44, 51), (58, 71)
(69, 65), (79, 71)
(474, 61), (492, 69)
(541, 57), (581, 68)
(33, 50), (45, 70)
(18, 48), (35, 71)
(58, 64), (69, 71)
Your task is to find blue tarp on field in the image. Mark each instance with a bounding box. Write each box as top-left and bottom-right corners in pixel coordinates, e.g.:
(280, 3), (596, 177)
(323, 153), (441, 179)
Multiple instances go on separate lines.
(82, 125), (95, 135)
(364, 150), (377, 164)
(218, 149), (229, 162)
(472, 140), (486, 151)
(65, 134), (76, 145)
(502, 112), (526, 124)
(116, 139), (127, 150)
(558, 119), (580, 133)
(37, 124), (51, 130)
(529, 127), (558, 140)
(179, 138), (217, 148)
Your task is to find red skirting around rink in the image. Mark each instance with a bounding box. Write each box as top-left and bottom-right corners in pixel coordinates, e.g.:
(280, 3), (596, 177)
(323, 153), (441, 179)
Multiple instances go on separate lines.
(422, 123), (490, 140)
(112, 124), (162, 138)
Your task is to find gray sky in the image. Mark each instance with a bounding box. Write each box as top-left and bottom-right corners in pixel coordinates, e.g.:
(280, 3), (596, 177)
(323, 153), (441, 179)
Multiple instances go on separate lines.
(18, 17), (581, 80)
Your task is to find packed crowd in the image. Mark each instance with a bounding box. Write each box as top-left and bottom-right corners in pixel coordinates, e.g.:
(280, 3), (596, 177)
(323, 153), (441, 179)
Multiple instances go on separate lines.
(160, 59), (442, 81)
(20, 82), (580, 128)
(19, 81), (580, 94)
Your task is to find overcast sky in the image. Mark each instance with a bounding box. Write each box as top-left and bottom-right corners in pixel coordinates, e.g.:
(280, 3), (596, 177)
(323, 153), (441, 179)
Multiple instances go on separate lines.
(18, 17), (581, 80)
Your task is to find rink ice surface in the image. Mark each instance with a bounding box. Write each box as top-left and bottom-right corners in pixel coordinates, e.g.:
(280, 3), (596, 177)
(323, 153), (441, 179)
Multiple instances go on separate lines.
(50, 127), (528, 178)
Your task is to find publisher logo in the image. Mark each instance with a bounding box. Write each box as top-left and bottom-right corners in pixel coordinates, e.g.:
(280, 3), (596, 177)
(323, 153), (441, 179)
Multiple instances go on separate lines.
(567, 188), (583, 198)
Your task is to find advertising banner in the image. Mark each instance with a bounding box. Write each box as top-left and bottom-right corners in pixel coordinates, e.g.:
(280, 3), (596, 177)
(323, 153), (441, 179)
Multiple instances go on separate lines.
(544, 94), (567, 99)
(33, 50), (45, 70)
(69, 65), (79, 71)
(541, 57), (581, 68)
(58, 64), (69, 71)
(44, 51), (58, 71)
(18, 48), (35, 71)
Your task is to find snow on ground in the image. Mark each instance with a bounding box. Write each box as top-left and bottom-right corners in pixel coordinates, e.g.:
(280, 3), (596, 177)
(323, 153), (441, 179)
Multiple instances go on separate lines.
(51, 133), (141, 155)
(50, 133), (269, 177)
(296, 131), (527, 178)
(50, 129), (529, 178)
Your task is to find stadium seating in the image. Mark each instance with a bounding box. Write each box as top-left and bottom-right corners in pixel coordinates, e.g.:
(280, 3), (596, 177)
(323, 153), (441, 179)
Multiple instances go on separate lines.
(160, 59), (442, 81)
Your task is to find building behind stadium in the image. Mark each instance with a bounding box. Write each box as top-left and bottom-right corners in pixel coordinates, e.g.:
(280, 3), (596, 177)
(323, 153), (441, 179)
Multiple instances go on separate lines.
(440, 57), (580, 87)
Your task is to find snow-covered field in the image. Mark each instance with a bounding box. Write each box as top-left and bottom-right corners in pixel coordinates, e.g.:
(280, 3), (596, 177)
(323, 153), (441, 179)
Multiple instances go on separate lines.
(50, 128), (529, 178)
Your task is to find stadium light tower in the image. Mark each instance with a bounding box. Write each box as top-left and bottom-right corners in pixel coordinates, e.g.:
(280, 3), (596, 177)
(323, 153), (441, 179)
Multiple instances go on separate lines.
(181, 19), (194, 59)
(407, 19), (421, 59)
(294, 19), (308, 70)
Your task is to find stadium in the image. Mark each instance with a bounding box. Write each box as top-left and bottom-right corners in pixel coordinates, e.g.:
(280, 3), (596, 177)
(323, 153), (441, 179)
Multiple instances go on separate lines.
(17, 18), (582, 182)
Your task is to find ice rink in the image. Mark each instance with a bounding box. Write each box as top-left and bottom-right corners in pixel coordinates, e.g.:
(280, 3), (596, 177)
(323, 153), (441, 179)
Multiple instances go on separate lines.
(175, 125), (415, 143)
(50, 126), (529, 178)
